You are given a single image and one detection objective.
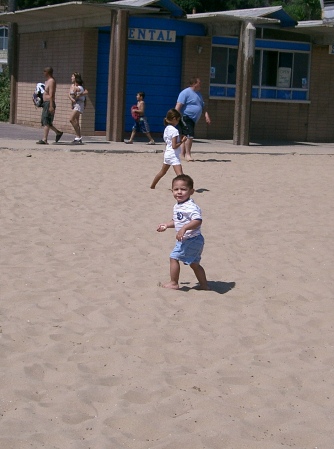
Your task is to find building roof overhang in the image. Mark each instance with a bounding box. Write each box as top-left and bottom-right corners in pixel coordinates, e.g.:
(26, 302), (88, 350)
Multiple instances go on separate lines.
(187, 6), (296, 27)
(187, 6), (296, 36)
(288, 20), (334, 44)
(112, 0), (185, 17)
(0, 0), (185, 32)
(0, 2), (145, 30)
(2, 1), (334, 45)
(186, 6), (298, 36)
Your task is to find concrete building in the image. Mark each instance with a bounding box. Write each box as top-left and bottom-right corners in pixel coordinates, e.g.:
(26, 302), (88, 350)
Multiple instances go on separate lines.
(0, 22), (8, 72)
(1, 0), (334, 143)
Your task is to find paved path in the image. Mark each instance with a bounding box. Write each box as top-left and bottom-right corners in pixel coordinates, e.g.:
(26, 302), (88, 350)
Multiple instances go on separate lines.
(1, 122), (334, 155)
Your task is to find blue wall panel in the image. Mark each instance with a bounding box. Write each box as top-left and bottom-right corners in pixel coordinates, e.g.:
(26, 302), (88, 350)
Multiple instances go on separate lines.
(95, 34), (182, 133)
(95, 17), (205, 133)
(125, 38), (182, 134)
(95, 31), (110, 132)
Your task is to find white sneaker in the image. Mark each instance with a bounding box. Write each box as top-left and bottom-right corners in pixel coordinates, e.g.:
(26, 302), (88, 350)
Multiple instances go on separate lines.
(72, 137), (83, 144)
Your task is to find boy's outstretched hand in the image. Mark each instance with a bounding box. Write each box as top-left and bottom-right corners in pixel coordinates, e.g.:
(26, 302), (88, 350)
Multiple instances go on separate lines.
(157, 224), (167, 232)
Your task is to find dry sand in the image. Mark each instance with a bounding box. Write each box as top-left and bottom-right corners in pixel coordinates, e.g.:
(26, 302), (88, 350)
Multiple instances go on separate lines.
(0, 147), (333, 449)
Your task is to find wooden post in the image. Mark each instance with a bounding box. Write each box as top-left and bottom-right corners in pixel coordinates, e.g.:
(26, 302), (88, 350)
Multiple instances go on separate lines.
(8, 0), (18, 124)
(233, 24), (243, 146)
(233, 21), (256, 146)
(106, 9), (128, 141)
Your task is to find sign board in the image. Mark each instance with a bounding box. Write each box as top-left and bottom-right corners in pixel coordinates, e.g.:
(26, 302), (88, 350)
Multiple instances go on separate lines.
(277, 67), (291, 88)
(128, 28), (176, 43)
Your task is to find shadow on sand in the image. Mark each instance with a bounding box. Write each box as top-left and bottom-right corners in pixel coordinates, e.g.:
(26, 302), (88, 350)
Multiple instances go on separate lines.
(179, 281), (236, 294)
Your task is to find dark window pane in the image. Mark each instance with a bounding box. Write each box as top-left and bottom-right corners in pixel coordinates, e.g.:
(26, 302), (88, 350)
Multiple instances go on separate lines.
(262, 51), (278, 87)
(211, 47), (228, 84)
(279, 52), (293, 68)
(227, 48), (238, 84)
(292, 53), (309, 88)
(252, 50), (261, 86)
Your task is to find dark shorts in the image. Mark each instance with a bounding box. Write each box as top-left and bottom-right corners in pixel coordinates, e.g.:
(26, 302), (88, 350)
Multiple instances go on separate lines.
(132, 117), (150, 134)
(41, 101), (56, 127)
(179, 115), (195, 139)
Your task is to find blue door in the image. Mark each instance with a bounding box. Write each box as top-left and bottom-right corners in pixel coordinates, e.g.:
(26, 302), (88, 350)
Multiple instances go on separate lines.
(95, 30), (182, 133)
(125, 38), (183, 134)
(95, 30), (110, 132)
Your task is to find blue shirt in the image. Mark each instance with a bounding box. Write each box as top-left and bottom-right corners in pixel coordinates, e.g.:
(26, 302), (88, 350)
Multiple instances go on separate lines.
(177, 87), (204, 123)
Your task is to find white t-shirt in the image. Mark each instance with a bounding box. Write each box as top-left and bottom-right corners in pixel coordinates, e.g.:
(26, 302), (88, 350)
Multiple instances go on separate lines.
(164, 124), (181, 161)
(173, 198), (202, 240)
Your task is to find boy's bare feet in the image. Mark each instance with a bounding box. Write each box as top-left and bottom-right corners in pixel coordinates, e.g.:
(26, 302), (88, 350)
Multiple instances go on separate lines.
(158, 281), (179, 290)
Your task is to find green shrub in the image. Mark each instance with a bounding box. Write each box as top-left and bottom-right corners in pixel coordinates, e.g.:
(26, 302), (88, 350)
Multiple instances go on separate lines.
(0, 66), (10, 122)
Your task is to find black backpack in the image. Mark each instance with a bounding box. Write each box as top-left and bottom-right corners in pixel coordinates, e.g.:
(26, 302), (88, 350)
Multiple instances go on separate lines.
(32, 82), (45, 107)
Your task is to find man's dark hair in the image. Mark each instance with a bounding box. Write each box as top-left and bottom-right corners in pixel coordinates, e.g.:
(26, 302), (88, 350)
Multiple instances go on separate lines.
(172, 174), (194, 190)
(137, 91), (145, 99)
(189, 77), (199, 86)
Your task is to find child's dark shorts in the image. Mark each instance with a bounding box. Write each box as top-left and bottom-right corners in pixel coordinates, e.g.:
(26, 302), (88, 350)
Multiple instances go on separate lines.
(132, 116), (150, 134)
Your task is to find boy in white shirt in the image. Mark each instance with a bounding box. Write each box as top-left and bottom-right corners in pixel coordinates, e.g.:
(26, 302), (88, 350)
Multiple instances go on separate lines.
(157, 174), (209, 290)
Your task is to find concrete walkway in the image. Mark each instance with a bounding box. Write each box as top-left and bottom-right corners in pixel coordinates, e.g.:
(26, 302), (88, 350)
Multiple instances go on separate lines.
(1, 122), (334, 155)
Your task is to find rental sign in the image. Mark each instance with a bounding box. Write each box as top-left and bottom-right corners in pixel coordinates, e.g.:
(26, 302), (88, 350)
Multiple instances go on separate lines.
(128, 28), (176, 43)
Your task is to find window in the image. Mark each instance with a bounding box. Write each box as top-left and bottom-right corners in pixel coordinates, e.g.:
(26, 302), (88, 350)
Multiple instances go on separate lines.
(210, 36), (311, 101)
(0, 26), (8, 50)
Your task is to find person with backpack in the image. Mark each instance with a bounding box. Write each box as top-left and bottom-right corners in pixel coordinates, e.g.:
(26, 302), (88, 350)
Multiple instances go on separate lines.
(68, 72), (88, 144)
(36, 66), (63, 145)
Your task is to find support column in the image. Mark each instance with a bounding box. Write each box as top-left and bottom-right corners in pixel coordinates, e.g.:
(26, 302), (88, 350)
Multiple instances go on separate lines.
(106, 9), (129, 142)
(8, 0), (18, 124)
(233, 21), (256, 146)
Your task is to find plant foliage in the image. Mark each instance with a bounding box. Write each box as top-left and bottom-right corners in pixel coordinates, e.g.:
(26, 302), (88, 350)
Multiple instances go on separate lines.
(0, 66), (10, 122)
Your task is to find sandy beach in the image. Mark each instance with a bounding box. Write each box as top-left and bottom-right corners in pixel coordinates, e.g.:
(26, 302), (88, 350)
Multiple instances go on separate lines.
(1, 145), (333, 449)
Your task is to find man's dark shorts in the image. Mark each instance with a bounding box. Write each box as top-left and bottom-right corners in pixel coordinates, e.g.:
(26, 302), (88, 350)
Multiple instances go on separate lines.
(179, 115), (195, 139)
(41, 101), (56, 127)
